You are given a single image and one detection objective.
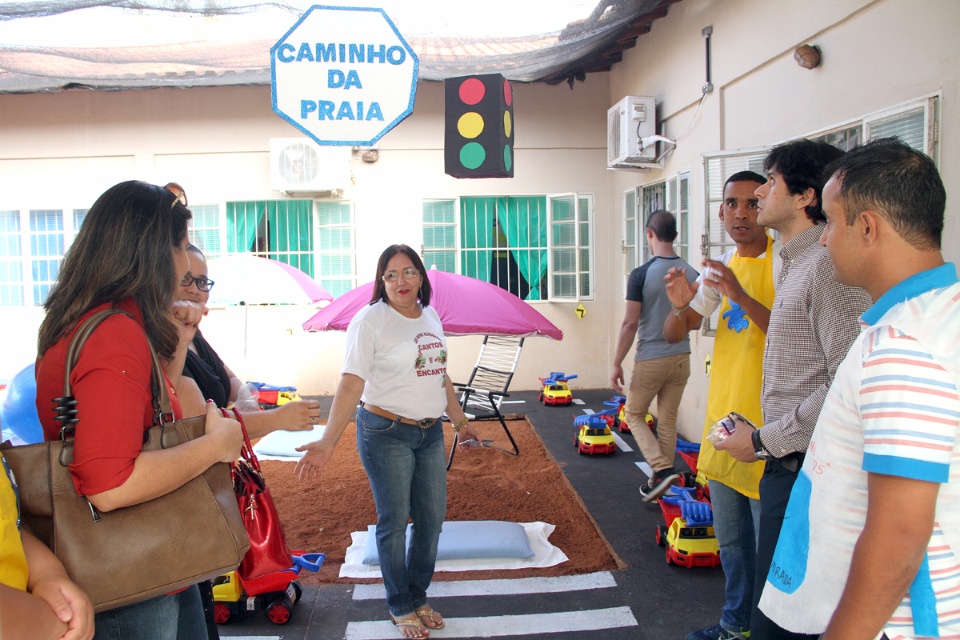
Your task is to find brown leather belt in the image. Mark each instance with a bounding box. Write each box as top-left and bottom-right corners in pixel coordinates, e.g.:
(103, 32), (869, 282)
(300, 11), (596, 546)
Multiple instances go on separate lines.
(361, 403), (438, 429)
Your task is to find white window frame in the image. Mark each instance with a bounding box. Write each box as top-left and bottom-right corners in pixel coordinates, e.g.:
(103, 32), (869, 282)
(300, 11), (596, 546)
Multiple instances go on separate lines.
(187, 204), (222, 259)
(0, 210), (24, 306)
(421, 198), (458, 273)
(547, 192), (594, 302)
(700, 94), (941, 335)
(624, 171), (692, 269)
(0, 205), (85, 306)
(315, 199), (356, 298)
(29, 209), (65, 305)
(621, 188), (638, 278)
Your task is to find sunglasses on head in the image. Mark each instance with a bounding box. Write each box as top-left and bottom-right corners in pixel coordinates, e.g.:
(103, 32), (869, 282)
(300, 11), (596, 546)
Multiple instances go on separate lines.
(164, 182), (188, 209)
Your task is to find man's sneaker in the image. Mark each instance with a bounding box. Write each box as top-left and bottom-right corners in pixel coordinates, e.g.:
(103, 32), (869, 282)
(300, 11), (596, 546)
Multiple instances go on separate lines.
(686, 624), (750, 640)
(639, 467), (680, 502)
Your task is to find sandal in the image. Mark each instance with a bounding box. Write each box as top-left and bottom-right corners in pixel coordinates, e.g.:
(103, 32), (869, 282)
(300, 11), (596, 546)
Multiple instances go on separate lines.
(390, 613), (429, 639)
(416, 605), (445, 630)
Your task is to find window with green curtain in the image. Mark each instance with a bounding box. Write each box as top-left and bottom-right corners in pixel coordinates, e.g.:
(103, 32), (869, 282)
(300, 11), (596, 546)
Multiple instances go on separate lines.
(460, 196), (547, 301)
(226, 200), (314, 276)
(30, 209), (63, 305)
(316, 201), (354, 297)
(0, 211), (23, 306)
(422, 199), (456, 272)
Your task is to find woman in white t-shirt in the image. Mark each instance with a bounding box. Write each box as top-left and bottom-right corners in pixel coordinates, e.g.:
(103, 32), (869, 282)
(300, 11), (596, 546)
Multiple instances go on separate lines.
(295, 244), (481, 639)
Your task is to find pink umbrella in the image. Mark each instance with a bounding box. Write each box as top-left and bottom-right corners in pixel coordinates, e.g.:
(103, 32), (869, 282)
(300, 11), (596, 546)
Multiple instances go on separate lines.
(207, 254), (333, 306)
(303, 269), (563, 340)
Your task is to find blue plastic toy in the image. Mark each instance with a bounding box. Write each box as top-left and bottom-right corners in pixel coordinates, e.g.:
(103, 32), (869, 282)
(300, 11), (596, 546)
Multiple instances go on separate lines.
(0, 363), (43, 445)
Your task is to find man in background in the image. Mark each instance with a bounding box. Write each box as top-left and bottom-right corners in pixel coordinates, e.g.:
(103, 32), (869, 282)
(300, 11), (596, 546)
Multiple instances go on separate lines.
(611, 210), (698, 502)
(714, 139), (871, 640)
(664, 171), (778, 640)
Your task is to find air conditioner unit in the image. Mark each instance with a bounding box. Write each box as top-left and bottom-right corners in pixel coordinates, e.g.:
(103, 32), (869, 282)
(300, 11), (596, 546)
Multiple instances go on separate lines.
(269, 138), (352, 195)
(607, 96), (658, 169)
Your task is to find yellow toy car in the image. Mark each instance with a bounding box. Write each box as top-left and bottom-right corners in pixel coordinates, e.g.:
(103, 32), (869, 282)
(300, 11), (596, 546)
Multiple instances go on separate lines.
(538, 372), (577, 406)
(573, 413), (617, 455)
(213, 570), (301, 625)
(247, 382), (302, 410)
(655, 490), (720, 568)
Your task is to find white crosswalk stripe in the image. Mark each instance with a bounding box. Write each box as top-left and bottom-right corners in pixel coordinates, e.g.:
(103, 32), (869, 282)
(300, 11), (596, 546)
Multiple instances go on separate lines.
(352, 571), (617, 600)
(345, 607), (638, 639)
(611, 431), (633, 452)
(346, 572), (635, 638)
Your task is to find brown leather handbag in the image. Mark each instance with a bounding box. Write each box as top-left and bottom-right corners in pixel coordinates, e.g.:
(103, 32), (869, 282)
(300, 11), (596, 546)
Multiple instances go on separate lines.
(1, 309), (249, 613)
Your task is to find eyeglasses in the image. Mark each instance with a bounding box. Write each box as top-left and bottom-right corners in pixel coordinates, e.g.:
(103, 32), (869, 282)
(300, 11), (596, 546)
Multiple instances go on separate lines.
(382, 267), (420, 283)
(164, 182), (188, 209)
(180, 272), (215, 292)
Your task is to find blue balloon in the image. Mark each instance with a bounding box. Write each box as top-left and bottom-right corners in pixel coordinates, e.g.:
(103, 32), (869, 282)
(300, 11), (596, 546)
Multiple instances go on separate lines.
(0, 363), (43, 445)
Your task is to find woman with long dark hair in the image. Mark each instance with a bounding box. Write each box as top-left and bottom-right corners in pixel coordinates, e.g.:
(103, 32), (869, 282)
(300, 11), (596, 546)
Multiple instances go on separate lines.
(35, 180), (242, 639)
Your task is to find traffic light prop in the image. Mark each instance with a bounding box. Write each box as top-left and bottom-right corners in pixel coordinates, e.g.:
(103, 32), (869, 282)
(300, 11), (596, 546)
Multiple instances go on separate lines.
(444, 74), (514, 178)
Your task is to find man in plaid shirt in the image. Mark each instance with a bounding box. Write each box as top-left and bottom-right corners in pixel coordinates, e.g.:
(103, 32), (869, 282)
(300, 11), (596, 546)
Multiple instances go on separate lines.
(715, 139), (871, 640)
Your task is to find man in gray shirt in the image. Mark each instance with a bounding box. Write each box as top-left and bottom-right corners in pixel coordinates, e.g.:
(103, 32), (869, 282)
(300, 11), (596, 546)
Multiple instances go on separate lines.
(611, 210), (698, 502)
(715, 140), (872, 640)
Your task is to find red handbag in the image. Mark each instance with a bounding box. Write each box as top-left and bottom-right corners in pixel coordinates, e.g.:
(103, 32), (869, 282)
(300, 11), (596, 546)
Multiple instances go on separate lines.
(225, 407), (294, 580)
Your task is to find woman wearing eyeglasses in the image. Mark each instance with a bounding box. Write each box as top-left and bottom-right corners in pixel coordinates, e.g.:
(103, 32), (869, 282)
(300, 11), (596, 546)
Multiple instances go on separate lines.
(175, 244), (322, 640)
(177, 244), (322, 431)
(34, 181), (243, 639)
(295, 244), (482, 639)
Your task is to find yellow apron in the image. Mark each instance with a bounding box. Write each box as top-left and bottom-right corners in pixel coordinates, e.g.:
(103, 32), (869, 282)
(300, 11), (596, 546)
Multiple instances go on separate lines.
(697, 235), (776, 499)
(0, 452), (29, 590)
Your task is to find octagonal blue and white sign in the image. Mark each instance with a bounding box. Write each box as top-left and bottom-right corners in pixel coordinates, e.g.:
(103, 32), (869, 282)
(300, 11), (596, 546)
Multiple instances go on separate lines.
(271, 5), (419, 146)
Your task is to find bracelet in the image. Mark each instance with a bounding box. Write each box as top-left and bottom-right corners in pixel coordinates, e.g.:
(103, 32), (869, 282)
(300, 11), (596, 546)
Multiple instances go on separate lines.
(453, 416), (469, 433)
(672, 304), (689, 317)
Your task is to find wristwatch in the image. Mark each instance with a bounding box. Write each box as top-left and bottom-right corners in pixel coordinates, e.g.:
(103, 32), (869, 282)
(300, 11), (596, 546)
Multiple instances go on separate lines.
(752, 428), (772, 461)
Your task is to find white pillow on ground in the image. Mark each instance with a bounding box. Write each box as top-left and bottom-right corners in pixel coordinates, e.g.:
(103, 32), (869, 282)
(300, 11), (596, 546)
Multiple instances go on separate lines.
(361, 520), (535, 565)
(251, 427), (323, 458)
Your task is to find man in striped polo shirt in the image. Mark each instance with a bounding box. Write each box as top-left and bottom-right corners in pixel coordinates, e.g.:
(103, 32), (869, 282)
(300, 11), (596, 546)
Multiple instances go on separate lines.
(758, 138), (959, 639)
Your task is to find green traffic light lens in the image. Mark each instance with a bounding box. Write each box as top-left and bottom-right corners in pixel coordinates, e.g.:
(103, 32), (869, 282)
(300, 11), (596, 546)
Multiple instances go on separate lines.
(460, 142), (486, 169)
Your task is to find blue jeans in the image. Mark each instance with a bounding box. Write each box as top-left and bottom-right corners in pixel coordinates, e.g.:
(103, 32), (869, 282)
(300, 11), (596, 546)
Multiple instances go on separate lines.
(356, 407), (447, 618)
(94, 584), (206, 640)
(710, 480), (760, 633)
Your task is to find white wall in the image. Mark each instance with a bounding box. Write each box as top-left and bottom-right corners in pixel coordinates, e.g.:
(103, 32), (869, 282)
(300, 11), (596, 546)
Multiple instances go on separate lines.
(606, 0), (960, 439)
(2, 0), (956, 421)
(0, 76), (619, 395)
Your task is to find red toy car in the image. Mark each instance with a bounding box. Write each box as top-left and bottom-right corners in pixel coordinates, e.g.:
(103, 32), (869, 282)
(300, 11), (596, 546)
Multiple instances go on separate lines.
(213, 552), (324, 625)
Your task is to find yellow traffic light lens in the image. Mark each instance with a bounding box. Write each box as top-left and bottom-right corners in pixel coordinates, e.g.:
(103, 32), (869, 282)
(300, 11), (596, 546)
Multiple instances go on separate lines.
(458, 112), (484, 139)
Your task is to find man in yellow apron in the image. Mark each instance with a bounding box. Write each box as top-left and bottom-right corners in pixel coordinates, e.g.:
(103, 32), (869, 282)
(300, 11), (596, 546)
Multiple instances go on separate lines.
(0, 451), (94, 639)
(664, 171), (779, 640)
